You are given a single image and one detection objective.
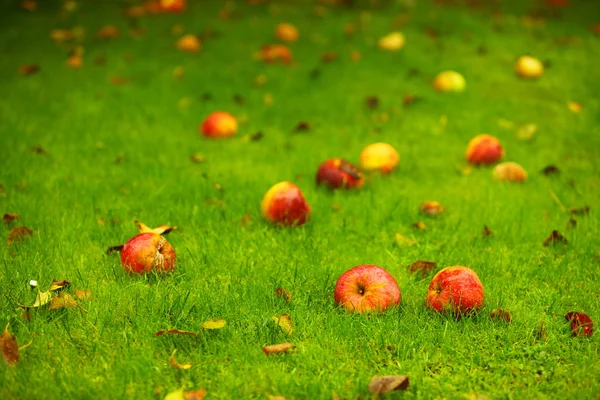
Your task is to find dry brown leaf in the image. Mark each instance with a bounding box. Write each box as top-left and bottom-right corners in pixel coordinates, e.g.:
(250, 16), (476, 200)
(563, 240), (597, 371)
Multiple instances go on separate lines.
(49, 293), (85, 311)
(8, 226), (33, 246)
(408, 261), (436, 275)
(570, 206), (589, 216)
(321, 51), (338, 63)
(272, 314), (293, 336)
(483, 225), (493, 236)
(536, 322), (548, 340)
(20, 0), (37, 11)
(106, 244), (124, 254)
(20, 64), (40, 76)
(543, 230), (567, 246)
(395, 233), (417, 247)
(28, 290), (52, 308)
(368, 375), (409, 393)
(75, 290), (91, 300)
(135, 221), (177, 235)
(201, 318), (226, 330)
(49, 280), (70, 291)
(155, 329), (198, 337)
(541, 165), (560, 176)
(1, 324), (19, 367)
(262, 342), (294, 356)
(169, 349), (192, 369)
(365, 96), (379, 109)
(258, 44), (293, 64)
(274, 288), (292, 302)
(420, 201), (445, 216)
(293, 121), (311, 133)
(3, 213), (20, 224)
(490, 308), (512, 323)
(96, 25), (119, 39)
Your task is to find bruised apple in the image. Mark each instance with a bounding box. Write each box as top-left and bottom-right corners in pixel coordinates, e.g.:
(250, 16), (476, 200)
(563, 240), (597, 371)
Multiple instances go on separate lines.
(200, 111), (238, 138)
(334, 264), (401, 313)
(465, 134), (504, 165)
(261, 182), (311, 226)
(120, 233), (176, 274)
(316, 159), (364, 189)
(426, 266), (484, 316)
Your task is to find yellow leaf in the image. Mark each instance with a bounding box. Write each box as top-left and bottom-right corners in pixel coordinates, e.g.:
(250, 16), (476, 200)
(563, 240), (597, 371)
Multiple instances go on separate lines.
(272, 314), (294, 336)
(262, 342), (295, 356)
(164, 389), (206, 400)
(135, 221), (178, 235)
(395, 233), (417, 247)
(169, 349), (192, 370)
(31, 290), (52, 308)
(49, 280), (70, 291)
(201, 318), (226, 330)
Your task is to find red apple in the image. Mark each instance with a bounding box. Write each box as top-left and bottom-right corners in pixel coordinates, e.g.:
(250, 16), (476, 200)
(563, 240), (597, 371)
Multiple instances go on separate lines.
(465, 134), (504, 165)
(334, 264), (401, 313)
(120, 233), (176, 274)
(316, 159), (364, 189)
(261, 182), (311, 226)
(359, 142), (399, 173)
(200, 111), (237, 138)
(426, 266), (484, 316)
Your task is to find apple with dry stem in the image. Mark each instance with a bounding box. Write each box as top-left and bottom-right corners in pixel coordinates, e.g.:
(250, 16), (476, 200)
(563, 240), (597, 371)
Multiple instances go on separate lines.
(426, 266), (484, 316)
(316, 159), (364, 189)
(433, 71), (466, 92)
(360, 143), (399, 173)
(120, 233), (176, 274)
(200, 111), (238, 138)
(493, 162), (527, 182)
(465, 134), (504, 165)
(515, 55), (544, 79)
(261, 182), (311, 226)
(334, 264), (401, 313)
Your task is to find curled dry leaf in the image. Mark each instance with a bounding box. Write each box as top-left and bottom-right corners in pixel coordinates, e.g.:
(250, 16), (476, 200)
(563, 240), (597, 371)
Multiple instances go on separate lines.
(565, 312), (593, 337)
(483, 225), (493, 236)
(368, 375), (409, 393)
(259, 44), (293, 64)
(155, 329), (198, 337)
(262, 342), (294, 356)
(365, 96), (379, 109)
(1, 324), (19, 367)
(274, 288), (292, 302)
(570, 206), (589, 216)
(8, 226), (34, 246)
(490, 308), (512, 323)
(541, 165), (560, 176)
(20, 64), (40, 76)
(272, 314), (293, 336)
(420, 201), (445, 216)
(543, 230), (567, 246)
(169, 349), (192, 370)
(49, 293), (84, 311)
(74, 290), (91, 300)
(201, 318), (226, 330)
(135, 221), (178, 235)
(49, 280), (70, 291)
(395, 233), (417, 247)
(292, 121), (311, 133)
(408, 261), (436, 275)
(3, 213), (20, 224)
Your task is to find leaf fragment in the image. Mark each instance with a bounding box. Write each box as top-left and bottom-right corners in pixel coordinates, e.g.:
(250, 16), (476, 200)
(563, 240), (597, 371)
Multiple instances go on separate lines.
(368, 375), (409, 393)
(135, 221), (178, 235)
(169, 349), (192, 369)
(74, 290), (91, 300)
(274, 288), (292, 302)
(292, 121), (311, 133)
(49, 293), (84, 311)
(7, 226), (34, 246)
(190, 154), (205, 163)
(155, 329), (198, 337)
(567, 101), (582, 113)
(412, 221), (426, 230)
(49, 280), (70, 291)
(419, 201), (445, 215)
(541, 165), (560, 176)
(3, 213), (20, 224)
(1, 324), (19, 367)
(365, 96), (379, 109)
(201, 318), (226, 330)
(483, 225), (493, 236)
(408, 261), (436, 275)
(96, 25), (119, 39)
(490, 308), (512, 323)
(395, 233), (417, 246)
(570, 206), (589, 216)
(516, 124), (537, 141)
(272, 314), (294, 336)
(262, 342), (294, 356)
(543, 230), (567, 246)
(20, 64), (40, 76)
(565, 312), (593, 337)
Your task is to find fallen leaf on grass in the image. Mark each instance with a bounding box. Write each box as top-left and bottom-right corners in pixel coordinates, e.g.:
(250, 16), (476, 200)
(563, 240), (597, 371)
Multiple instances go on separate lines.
(292, 121), (311, 133)
(412, 221), (426, 230)
(541, 165), (560, 176)
(365, 96), (379, 109)
(262, 342), (294, 356)
(169, 349), (192, 369)
(49, 293), (85, 312)
(74, 290), (91, 300)
(272, 314), (293, 336)
(258, 44), (293, 64)
(111, 76), (130, 85)
(543, 230), (567, 246)
(8, 226), (34, 246)
(155, 329), (198, 337)
(570, 206), (589, 216)
(483, 225), (493, 236)
(419, 201), (445, 216)
(20, 0), (37, 11)
(190, 154), (205, 163)
(368, 375), (409, 393)
(516, 124), (537, 141)
(164, 388), (207, 400)
(96, 25), (119, 39)
(1, 323), (19, 367)
(135, 221), (178, 235)
(274, 288), (292, 302)
(408, 261), (436, 275)
(201, 318), (226, 330)
(3, 213), (20, 223)
(567, 101), (582, 113)
(395, 233), (417, 246)
(20, 64), (40, 76)
(490, 308), (512, 323)
(267, 396), (287, 400)
(321, 51), (337, 63)
(565, 312), (593, 337)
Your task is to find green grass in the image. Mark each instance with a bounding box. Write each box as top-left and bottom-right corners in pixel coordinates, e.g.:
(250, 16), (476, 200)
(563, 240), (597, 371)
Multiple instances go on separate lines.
(1, 0), (599, 398)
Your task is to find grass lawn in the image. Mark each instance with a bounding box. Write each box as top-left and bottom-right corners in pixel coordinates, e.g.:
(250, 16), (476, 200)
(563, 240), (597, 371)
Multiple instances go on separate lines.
(1, 0), (599, 398)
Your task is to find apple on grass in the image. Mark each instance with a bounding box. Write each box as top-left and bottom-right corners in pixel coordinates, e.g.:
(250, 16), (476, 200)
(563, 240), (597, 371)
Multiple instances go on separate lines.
(465, 134), (504, 165)
(359, 143), (399, 173)
(316, 159), (364, 189)
(120, 232), (176, 275)
(200, 111), (237, 138)
(334, 265), (401, 313)
(261, 182), (311, 226)
(433, 71), (466, 92)
(515, 55), (544, 79)
(426, 266), (484, 316)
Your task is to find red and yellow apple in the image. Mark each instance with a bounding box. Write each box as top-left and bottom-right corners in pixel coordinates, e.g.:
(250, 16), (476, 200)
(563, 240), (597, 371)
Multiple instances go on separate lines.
(275, 23), (299, 42)
(426, 266), (484, 316)
(515, 55), (544, 79)
(200, 111), (238, 138)
(261, 182), (311, 226)
(359, 143), (399, 173)
(120, 233), (176, 275)
(259, 44), (293, 64)
(316, 159), (364, 189)
(493, 162), (527, 182)
(334, 264), (401, 313)
(433, 70), (466, 92)
(465, 134), (504, 165)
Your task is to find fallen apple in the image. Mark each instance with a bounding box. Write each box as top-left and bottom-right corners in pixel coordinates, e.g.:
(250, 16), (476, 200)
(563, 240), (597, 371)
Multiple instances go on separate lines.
(316, 159), (364, 189)
(261, 182), (311, 226)
(176, 34), (201, 53)
(160, 0), (185, 12)
(493, 162), (527, 182)
(334, 264), (401, 313)
(433, 70), (466, 92)
(378, 32), (405, 51)
(120, 233), (176, 274)
(426, 266), (484, 316)
(465, 134), (504, 165)
(275, 23), (299, 42)
(360, 142), (399, 173)
(200, 111), (238, 138)
(515, 55), (544, 79)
